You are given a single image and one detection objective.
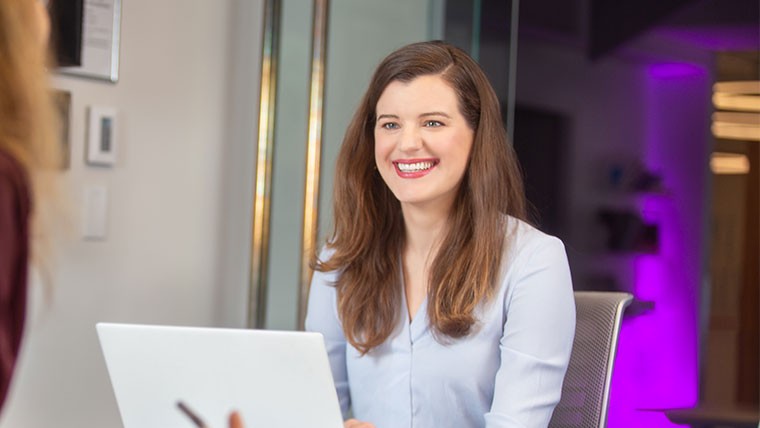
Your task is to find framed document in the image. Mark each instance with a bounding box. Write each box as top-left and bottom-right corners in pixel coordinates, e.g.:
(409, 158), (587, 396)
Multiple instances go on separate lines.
(58, 0), (122, 83)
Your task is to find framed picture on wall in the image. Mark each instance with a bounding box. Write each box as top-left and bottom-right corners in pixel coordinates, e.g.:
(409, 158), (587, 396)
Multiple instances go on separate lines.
(52, 90), (71, 169)
(57, 0), (122, 83)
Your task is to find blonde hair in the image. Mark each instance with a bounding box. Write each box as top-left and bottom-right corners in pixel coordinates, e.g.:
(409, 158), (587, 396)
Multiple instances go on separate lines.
(0, 0), (62, 273)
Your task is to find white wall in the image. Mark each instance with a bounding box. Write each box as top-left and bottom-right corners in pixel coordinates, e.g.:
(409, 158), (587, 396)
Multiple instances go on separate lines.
(0, 1), (264, 427)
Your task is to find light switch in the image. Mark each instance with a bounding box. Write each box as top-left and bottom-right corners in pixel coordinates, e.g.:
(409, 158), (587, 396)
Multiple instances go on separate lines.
(82, 185), (108, 240)
(86, 106), (118, 166)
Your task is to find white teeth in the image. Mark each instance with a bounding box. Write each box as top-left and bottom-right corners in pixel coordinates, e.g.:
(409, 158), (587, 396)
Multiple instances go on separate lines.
(397, 161), (435, 172)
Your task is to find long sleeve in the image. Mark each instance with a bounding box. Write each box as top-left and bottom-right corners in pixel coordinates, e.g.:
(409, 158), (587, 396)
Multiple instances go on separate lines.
(485, 236), (576, 428)
(304, 249), (351, 418)
(0, 151), (31, 412)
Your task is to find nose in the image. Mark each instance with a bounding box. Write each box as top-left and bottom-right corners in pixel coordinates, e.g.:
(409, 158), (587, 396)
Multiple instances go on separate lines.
(398, 127), (423, 153)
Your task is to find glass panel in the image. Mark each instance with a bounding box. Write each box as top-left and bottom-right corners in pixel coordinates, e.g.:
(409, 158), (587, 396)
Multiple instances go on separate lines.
(265, 1), (312, 330)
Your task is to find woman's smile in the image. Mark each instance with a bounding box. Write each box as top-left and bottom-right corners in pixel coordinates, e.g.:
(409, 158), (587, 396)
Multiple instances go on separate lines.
(393, 158), (440, 177)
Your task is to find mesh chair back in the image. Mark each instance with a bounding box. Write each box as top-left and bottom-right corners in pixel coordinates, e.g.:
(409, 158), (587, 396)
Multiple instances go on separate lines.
(548, 292), (633, 428)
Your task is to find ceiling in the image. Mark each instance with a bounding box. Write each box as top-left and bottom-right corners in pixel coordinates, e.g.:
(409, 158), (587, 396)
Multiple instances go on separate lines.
(517, 0), (760, 58)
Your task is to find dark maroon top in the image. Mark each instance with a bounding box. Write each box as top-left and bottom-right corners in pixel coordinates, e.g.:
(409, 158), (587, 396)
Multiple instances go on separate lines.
(0, 149), (30, 412)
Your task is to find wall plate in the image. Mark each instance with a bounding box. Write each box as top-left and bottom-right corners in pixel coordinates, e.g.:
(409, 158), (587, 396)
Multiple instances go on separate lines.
(87, 106), (118, 166)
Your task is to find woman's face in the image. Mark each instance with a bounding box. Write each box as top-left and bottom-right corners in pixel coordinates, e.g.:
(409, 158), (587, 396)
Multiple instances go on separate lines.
(374, 74), (474, 212)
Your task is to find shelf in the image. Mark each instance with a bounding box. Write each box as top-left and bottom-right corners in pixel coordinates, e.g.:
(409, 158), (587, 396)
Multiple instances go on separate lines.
(661, 405), (759, 428)
(595, 190), (672, 205)
(592, 251), (658, 259)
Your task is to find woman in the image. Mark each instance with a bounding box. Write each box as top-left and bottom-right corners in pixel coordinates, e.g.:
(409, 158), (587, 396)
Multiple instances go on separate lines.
(306, 41), (576, 428)
(0, 0), (60, 412)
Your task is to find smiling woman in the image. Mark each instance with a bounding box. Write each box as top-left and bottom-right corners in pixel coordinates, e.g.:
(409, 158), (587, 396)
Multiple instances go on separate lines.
(305, 41), (576, 428)
(257, 0), (520, 337)
(374, 75), (474, 211)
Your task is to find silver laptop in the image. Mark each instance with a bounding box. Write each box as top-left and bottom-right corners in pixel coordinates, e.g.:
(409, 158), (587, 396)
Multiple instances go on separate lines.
(96, 323), (344, 428)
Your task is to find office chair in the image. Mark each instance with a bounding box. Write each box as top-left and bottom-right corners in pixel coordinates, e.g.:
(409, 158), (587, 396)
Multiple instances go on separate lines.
(548, 291), (633, 428)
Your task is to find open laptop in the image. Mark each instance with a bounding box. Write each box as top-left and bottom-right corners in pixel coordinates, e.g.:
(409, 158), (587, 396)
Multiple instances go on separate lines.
(96, 323), (344, 428)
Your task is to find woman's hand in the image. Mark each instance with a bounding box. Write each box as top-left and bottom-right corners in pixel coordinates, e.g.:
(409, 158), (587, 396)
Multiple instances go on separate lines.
(344, 419), (375, 428)
(228, 411), (244, 428)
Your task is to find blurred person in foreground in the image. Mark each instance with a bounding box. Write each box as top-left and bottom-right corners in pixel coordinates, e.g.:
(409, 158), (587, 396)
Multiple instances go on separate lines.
(0, 4), (247, 428)
(0, 0), (60, 412)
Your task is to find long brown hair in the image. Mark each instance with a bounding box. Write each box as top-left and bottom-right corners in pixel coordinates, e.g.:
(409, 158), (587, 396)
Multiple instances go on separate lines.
(0, 0), (62, 269)
(316, 41), (526, 354)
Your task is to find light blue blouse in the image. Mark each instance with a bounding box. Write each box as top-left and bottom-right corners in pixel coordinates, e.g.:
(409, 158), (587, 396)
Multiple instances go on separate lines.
(305, 219), (576, 428)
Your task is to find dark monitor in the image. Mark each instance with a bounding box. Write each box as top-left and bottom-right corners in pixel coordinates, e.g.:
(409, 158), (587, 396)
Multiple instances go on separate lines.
(48, 0), (84, 67)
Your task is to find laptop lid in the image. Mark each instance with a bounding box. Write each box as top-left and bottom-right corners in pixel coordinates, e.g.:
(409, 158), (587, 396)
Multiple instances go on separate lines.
(96, 323), (344, 428)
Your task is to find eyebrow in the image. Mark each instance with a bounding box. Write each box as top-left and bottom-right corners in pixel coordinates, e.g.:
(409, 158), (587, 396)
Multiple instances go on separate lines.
(376, 112), (452, 121)
(376, 114), (399, 121)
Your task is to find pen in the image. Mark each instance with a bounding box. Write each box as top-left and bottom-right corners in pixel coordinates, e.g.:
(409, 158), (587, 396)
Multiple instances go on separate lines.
(177, 400), (208, 428)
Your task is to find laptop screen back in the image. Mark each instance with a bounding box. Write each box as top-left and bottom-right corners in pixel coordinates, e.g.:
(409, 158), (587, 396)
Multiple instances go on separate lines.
(96, 323), (343, 428)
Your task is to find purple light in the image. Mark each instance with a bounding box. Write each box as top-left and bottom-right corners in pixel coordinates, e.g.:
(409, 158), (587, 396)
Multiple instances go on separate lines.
(648, 63), (706, 79)
(607, 63), (709, 427)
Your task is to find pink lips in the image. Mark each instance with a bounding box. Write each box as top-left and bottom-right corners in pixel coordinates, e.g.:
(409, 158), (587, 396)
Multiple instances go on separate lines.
(392, 158), (439, 178)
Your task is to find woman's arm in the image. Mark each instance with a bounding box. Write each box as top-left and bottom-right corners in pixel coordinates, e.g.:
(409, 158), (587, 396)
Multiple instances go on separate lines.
(485, 236), (576, 428)
(304, 252), (351, 418)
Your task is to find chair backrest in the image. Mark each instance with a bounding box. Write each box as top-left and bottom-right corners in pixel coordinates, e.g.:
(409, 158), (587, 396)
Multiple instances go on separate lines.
(548, 291), (633, 428)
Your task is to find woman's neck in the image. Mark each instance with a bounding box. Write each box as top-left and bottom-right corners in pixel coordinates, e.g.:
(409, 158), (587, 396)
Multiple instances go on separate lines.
(400, 201), (451, 320)
(400, 201), (451, 261)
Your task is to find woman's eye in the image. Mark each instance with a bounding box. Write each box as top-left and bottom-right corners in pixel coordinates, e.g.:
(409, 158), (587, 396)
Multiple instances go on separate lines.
(381, 122), (399, 130)
(424, 120), (443, 127)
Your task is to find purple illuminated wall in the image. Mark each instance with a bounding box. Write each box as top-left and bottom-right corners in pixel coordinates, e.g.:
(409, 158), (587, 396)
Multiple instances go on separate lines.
(607, 63), (711, 427)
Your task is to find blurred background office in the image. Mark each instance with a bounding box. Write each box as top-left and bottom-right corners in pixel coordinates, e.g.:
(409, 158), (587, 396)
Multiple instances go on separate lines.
(0, 1), (756, 427)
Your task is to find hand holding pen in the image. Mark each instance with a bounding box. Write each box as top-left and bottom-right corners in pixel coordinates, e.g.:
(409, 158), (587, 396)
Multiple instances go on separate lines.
(177, 401), (245, 428)
(178, 400), (373, 428)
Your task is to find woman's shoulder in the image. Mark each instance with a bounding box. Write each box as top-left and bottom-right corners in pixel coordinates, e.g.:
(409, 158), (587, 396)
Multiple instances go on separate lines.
(316, 244), (337, 262)
(0, 149), (30, 202)
(0, 148), (24, 173)
(498, 215), (570, 286)
(311, 244), (341, 285)
(496, 216), (573, 309)
(503, 216), (564, 255)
